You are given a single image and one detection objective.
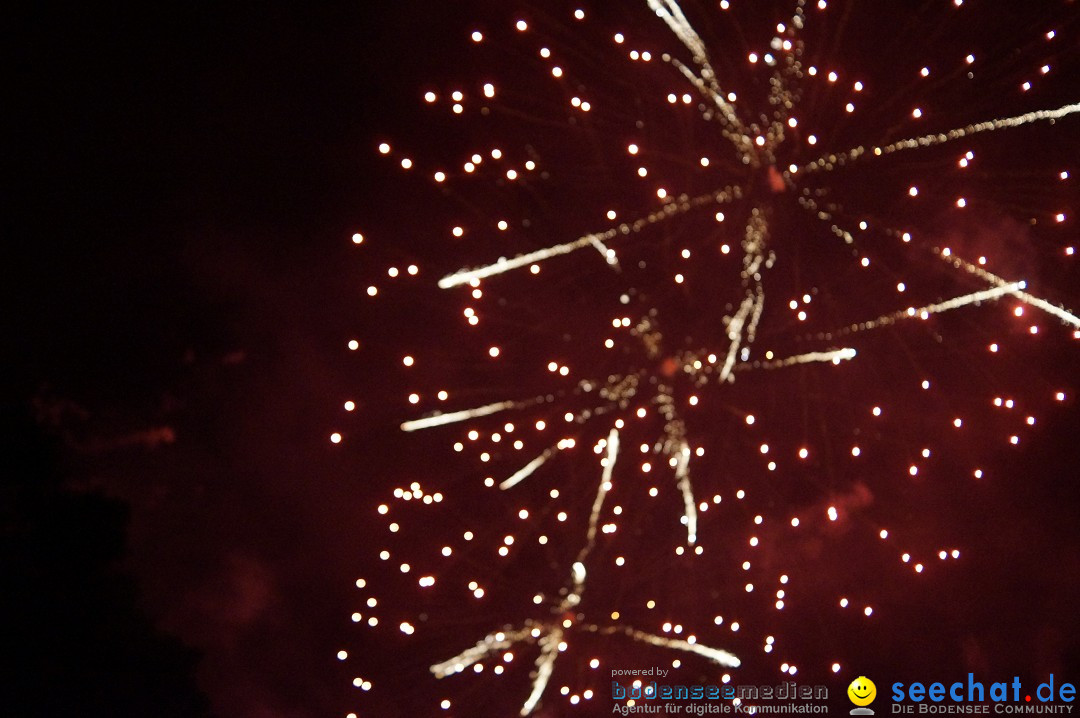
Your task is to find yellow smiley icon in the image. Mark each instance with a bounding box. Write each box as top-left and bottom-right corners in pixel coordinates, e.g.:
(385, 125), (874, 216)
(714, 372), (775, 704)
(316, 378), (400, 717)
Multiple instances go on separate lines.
(848, 676), (877, 706)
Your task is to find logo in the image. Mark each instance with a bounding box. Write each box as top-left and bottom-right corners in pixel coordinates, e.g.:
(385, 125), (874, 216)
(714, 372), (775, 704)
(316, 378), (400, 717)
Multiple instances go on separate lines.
(849, 676), (878, 715)
(889, 673), (1077, 713)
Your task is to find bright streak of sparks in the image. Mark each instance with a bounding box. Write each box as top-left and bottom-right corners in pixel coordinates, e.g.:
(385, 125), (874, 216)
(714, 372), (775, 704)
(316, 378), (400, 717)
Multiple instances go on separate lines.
(437, 188), (738, 288)
(582, 429), (620, 550)
(674, 442), (697, 545)
(741, 347), (857, 370)
(401, 400), (521, 431)
(430, 627), (532, 678)
(802, 103), (1080, 173)
(583, 623), (741, 668)
(520, 627), (564, 716)
(646, 0), (744, 136)
(937, 250), (1079, 327)
(500, 447), (559, 490)
(821, 284), (1025, 338)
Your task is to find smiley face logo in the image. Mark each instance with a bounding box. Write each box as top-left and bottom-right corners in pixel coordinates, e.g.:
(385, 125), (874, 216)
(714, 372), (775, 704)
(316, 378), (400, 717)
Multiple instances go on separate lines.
(848, 676), (877, 707)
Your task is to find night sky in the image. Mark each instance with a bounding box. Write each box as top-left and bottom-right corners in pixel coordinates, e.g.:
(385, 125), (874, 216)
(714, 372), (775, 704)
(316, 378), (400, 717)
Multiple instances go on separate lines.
(6, 2), (1079, 717)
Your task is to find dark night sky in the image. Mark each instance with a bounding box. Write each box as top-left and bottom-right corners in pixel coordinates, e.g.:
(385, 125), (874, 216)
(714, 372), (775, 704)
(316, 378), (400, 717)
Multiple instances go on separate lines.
(7, 3), (440, 715)
(5, 2), (1079, 717)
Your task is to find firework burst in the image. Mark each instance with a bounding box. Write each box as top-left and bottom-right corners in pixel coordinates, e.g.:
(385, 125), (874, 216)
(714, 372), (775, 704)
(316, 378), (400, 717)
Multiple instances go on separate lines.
(337, 1), (1078, 714)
